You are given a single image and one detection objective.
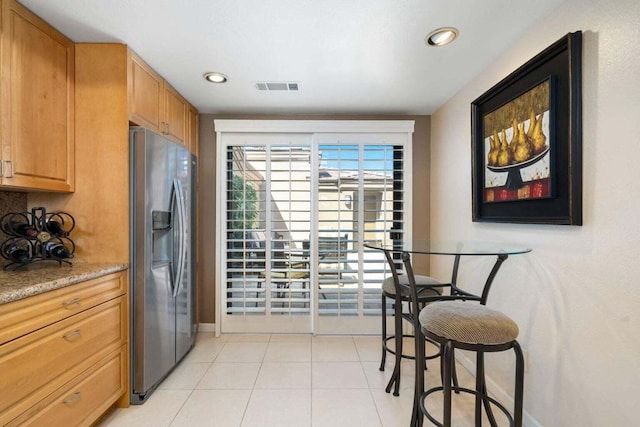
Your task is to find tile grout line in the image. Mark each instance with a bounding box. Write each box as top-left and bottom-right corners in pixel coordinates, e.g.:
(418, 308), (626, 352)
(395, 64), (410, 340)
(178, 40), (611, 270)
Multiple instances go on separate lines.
(238, 336), (270, 426)
(191, 338), (223, 390)
(167, 337), (227, 426)
(166, 389), (196, 427)
(358, 339), (386, 427)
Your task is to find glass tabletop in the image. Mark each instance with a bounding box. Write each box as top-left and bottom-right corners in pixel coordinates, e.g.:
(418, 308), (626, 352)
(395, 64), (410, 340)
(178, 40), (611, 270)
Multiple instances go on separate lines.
(364, 239), (532, 256)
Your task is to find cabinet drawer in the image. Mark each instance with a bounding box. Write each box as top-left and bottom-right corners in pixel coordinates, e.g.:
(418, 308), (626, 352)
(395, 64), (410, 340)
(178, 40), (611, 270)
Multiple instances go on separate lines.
(0, 297), (125, 421)
(0, 271), (126, 344)
(8, 346), (126, 427)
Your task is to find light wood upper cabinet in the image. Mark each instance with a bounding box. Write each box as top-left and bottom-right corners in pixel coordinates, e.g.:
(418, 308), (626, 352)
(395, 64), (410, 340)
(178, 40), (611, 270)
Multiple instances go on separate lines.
(163, 83), (187, 145)
(188, 103), (199, 156)
(0, 0), (74, 192)
(129, 52), (164, 132)
(129, 52), (189, 147)
(33, 44), (199, 265)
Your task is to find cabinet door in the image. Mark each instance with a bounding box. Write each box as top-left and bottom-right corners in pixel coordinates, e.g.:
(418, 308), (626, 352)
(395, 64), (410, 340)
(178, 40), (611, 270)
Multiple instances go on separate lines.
(188, 104), (199, 156)
(0, 0), (74, 192)
(164, 83), (187, 145)
(129, 52), (163, 133)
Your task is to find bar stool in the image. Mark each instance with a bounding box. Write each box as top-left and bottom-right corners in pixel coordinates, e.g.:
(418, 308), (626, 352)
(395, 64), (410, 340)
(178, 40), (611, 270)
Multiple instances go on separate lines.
(380, 274), (444, 396)
(417, 301), (524, 427)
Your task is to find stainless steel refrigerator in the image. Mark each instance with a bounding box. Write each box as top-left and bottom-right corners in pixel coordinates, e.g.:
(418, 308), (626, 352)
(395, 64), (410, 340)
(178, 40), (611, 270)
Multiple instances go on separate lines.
(129, 127), (197, 404)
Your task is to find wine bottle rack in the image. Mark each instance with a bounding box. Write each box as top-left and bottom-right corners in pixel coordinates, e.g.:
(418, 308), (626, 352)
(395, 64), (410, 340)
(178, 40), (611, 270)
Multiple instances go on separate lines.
(0, 207), (76, 270)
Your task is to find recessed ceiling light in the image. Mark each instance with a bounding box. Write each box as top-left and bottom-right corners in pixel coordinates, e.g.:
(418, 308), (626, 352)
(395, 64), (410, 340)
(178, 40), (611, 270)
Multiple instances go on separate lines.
(203, 72), (228, 83)
(425, 27), (458, 47)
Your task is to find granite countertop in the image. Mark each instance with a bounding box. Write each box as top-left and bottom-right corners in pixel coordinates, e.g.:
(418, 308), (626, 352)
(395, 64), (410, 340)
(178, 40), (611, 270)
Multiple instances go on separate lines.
(0, 262), (129, 305)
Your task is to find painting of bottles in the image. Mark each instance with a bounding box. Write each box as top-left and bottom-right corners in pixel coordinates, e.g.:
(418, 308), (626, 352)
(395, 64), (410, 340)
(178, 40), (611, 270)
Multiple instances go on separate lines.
(483, 78), (553, 203)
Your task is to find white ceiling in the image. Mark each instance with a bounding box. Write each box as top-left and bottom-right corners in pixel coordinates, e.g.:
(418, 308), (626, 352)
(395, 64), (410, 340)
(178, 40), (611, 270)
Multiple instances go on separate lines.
(20, 0), (565, 115)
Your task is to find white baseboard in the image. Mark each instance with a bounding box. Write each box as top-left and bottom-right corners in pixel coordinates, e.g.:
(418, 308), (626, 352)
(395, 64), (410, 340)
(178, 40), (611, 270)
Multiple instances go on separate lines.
(198, 323), (216, 333)
(455, 352), (542, 427)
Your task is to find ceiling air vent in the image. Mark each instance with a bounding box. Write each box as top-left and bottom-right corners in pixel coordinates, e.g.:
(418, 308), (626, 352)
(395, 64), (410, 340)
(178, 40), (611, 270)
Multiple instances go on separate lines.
(255, 82), (300, 91)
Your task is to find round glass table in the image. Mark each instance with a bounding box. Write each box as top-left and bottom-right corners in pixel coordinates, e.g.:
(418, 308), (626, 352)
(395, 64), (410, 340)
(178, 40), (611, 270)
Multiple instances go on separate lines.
(365, 239), (531, 304)
(365, 239), (531, 256)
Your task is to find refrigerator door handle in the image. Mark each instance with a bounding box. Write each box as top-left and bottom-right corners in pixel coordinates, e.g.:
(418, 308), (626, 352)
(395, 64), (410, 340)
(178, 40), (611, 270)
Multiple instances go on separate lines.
(172, 178), (187, 297)
(179, 179), (189, 295)
(169, 180), (180, 295)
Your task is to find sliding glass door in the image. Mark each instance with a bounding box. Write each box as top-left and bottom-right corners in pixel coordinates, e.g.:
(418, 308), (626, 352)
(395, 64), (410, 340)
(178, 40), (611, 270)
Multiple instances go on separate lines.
(217, 123), (412, 334)
(222, 134), (313, 333)
(313, 135), (407, 334)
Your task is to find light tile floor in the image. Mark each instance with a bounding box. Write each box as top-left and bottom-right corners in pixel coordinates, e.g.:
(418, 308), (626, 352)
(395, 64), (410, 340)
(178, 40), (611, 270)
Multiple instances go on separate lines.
(100, 333), (509, 427)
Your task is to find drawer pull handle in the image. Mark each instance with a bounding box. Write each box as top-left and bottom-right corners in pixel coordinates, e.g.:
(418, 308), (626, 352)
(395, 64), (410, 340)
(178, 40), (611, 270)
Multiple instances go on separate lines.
(62, 297), (81, 307)
(63, 329), (81, 341)
(63, 391), (81, 406)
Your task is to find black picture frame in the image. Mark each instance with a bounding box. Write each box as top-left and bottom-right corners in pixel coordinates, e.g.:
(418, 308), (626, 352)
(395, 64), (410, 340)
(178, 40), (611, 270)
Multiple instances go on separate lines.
(471, 31), (582, 225)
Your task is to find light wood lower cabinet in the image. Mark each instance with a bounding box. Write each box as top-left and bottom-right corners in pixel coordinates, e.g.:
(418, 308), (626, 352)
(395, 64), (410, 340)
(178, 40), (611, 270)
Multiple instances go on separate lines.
(0, 271), (128, 426)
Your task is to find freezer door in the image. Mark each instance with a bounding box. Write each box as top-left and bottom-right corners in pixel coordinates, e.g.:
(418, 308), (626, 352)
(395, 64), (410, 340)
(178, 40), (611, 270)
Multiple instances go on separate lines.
(131, 128), (178, 399)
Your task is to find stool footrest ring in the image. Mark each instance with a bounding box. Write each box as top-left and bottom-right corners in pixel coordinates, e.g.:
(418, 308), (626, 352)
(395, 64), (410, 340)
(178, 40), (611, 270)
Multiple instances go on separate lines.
(420, 385), (515, 427)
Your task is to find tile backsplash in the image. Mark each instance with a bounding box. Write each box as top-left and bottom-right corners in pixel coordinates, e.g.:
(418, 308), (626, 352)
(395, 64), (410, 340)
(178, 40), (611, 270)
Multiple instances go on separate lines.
(0, 191), (27, 240)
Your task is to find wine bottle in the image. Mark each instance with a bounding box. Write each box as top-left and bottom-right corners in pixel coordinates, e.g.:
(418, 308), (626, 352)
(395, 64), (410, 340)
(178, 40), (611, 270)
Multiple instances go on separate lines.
(46, 220), (69, 237)
(43, 241), (72, 259)
(10, 222), (37, 238)
(6, 245), (30, 263)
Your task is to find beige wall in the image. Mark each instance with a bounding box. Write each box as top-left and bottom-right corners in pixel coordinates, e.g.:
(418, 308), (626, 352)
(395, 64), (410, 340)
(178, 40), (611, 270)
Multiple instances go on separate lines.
(429, 0), (640, 425)
(197, 114), (430, 323)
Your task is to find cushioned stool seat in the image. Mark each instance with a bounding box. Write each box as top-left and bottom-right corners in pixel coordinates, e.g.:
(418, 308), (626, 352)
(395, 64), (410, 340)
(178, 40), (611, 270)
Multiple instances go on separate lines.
(380, 274), (444, 397)
(417, 301), (524, 427)
(418, 301), (518, 345)
(382, 275), (442, 298)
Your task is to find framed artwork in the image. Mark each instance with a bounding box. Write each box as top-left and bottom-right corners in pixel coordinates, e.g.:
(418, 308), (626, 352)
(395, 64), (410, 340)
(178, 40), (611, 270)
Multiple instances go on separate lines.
(471, 31), (582, 225)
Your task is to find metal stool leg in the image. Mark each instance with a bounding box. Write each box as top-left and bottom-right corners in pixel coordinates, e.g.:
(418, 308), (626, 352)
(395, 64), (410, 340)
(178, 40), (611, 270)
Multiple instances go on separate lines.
(385, 297), (403, 396)
(411, 325), (427, 427)
(437, 345), (460, 395)
(475, 350), (499, 427)
(380, 293), (387, 371)
(513, 341), (525, 427)
(475, 351), (483, 427)
(451, 348), (460, 393)
(443, 341), (454, 427)
(479, 352), (499, 427)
